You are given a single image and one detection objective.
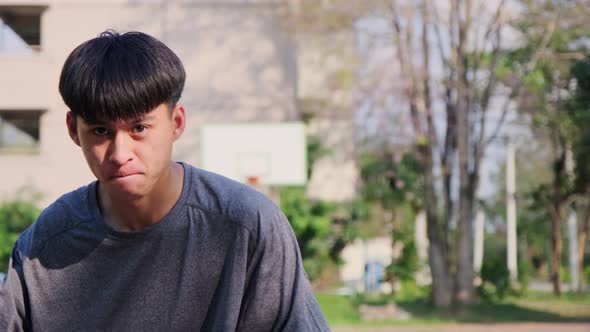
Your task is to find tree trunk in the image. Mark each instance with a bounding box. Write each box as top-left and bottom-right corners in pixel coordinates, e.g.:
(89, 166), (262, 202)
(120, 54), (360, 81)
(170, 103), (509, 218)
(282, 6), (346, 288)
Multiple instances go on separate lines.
(428, 227), (452, 306)
(453, 0), (477, 304)
(442, 90), (456, 261)
(390, 0), (452, 306)
(456, 184), (476, 304)
(421, 3), (452, 304)
(454, 110), (477, 302)
(454, 72), (476, 304)
(577, 202), (590, 292)
(424, 157), (452, 306)
(550, 143), (567, 296)
(550, 206), (562, 296)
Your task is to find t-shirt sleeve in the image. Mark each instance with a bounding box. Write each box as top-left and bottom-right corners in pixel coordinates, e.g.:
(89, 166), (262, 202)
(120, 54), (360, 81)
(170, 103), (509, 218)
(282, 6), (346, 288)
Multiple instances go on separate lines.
(0, 245), (28, 332)
(237, 212), (331, 332)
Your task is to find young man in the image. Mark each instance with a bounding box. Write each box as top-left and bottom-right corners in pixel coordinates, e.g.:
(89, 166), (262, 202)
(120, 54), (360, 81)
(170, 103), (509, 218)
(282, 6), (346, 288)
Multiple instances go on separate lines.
(0, 31), (330, 331)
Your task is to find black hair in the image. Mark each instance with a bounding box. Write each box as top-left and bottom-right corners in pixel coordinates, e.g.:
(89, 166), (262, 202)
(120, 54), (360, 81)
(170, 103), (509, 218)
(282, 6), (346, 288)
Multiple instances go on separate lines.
(59, 30), (186, 122)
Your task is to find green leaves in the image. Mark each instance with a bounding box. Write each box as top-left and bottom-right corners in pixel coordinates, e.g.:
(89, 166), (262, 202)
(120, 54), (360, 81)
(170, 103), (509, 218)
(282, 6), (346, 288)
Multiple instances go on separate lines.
(523, 70), (548, 91)
(360, 151), (422, 210)
(386, 239), (418, 283)
(568, 56), (590, 192)
(280, 186), (337, 280)
(0, 190), (41, 272)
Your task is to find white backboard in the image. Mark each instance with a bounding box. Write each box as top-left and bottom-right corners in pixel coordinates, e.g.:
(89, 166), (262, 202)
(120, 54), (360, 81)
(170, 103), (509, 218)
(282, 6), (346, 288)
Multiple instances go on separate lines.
(201, 123), (307, 186)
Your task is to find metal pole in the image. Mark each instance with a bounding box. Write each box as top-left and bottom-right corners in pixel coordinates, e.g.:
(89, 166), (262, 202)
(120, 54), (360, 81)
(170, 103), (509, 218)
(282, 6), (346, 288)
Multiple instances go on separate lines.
(568, 210), (579, 291)
(415, 211), (428, 264)
(565, 147), (579, 291)
(506, 141), (518, 282)
(474, 210), (485, 273)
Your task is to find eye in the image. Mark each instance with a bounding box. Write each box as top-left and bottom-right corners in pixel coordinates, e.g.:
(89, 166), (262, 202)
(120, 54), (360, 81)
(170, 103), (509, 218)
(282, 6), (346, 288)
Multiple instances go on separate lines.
(92, 127), (109, 136)
(133, 125), (147, 133)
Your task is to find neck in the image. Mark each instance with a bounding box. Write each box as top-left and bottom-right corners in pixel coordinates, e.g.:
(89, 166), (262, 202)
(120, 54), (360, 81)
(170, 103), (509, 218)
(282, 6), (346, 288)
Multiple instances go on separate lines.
(98, 162), (184, 232)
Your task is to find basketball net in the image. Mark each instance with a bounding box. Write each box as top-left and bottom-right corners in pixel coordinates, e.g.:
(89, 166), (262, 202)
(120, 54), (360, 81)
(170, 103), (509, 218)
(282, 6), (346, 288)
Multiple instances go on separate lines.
(245, 175), (280, 206)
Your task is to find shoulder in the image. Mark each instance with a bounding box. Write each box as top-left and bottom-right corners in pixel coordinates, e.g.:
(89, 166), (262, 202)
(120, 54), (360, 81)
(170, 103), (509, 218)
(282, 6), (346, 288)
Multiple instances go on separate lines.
(184, 164), (285, 234)
(16, 183), (96, 257)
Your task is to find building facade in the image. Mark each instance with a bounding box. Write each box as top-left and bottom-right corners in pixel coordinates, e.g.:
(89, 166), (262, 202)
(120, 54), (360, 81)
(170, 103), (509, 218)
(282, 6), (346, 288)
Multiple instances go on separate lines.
(0, 0), (298, 206)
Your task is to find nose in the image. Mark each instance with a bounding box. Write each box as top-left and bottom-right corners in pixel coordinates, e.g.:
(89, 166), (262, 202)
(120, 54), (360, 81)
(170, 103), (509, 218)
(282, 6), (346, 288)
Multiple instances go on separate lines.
(107, 132), (133, 166)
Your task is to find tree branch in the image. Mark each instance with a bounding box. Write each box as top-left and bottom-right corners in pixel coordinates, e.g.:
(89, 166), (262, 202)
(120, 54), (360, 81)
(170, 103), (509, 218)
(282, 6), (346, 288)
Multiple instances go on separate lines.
(472, 0), (506, 77)
(391, 0), (424, 138)
(483, 14), (558, 148)
(422, 0), (438, 153)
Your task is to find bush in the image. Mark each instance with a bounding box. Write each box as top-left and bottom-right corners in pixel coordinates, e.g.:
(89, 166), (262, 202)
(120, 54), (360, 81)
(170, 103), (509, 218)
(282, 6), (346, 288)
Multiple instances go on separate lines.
(583, 266), (590, 285)
(478, 236), (511, 301)
(517, 254), (532, 293)
(386, 239), (419, 283)
(0, 189), (42, 273)
(280, 186), (335, 281)
(478, 260), (511, 301)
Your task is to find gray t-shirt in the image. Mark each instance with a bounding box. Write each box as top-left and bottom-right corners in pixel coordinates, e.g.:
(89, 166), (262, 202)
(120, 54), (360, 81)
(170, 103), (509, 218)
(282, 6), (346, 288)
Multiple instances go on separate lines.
(0, 163), (330, 331)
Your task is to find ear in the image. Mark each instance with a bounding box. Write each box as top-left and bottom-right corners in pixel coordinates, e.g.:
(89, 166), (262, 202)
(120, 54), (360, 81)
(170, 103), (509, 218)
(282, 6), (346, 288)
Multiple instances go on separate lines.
(66, 112), (81, 146)
(171, 104), (186, 141)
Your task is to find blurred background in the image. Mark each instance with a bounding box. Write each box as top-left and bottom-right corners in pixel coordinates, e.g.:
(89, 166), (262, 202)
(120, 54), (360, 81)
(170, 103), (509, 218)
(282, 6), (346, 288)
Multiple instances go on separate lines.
(1, 0), (590, 330)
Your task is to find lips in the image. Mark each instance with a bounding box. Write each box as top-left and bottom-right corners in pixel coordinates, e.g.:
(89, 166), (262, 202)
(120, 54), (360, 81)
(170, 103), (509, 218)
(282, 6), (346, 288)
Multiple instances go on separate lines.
(111, 173), (138, 178)
(109, 170), (143, 179)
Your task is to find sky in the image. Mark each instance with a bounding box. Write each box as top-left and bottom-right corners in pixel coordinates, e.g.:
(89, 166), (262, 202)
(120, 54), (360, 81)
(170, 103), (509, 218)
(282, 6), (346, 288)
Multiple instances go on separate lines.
(0, 18), (33, 55)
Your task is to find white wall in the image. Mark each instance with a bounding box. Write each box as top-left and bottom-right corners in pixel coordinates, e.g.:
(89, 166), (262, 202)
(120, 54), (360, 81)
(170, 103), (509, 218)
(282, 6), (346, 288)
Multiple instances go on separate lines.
(0, 0), (297, 207)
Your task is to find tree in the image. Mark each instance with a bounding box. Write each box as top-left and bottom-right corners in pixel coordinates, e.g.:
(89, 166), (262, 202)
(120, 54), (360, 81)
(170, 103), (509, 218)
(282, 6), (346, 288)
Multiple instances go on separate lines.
(568, 55), (590, 292)
(508, 0), (590, 295)
(373, 0), (557, 305)
(281, 0), (555, 306)
(359, 147), (423, 292)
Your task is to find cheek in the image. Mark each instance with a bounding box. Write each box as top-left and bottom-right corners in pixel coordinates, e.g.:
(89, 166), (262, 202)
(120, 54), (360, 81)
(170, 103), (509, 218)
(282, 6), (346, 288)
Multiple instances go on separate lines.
(148, 133), (173, 154)
(133, 142), (158, 165)
(82, 145), (107, 166)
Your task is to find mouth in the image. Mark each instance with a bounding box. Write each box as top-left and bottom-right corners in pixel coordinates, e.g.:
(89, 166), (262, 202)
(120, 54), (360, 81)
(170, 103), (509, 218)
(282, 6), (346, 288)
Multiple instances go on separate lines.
(109, 172), (142, 180)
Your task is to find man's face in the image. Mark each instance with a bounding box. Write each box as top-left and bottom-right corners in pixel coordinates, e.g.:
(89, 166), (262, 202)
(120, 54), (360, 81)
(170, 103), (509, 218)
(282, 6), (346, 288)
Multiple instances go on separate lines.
(66, 103), (185, 199)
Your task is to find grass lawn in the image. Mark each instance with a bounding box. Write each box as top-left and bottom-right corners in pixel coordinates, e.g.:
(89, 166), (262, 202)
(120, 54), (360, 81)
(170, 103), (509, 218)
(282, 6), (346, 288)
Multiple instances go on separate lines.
(316, 291), (590, 326)
(315, 294), (361, 325)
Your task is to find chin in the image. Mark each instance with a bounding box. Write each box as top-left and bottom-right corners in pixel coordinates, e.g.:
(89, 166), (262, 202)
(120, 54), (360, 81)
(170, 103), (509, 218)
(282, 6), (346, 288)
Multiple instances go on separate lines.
(105, 176), (149, 199)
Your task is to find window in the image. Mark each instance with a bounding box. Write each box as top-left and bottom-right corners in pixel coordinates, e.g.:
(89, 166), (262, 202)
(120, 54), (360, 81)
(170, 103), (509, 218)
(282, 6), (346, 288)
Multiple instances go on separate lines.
(0, 110), (44, 154)
(0, 6), (46, 52)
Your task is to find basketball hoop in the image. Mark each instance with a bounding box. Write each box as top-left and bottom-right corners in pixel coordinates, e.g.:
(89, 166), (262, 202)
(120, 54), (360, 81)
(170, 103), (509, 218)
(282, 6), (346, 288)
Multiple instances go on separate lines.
(245, 174), (271, 199)
(201, 123), (307, 186)
(247, 176), (260, 187)
(245, 174), (280, 205)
